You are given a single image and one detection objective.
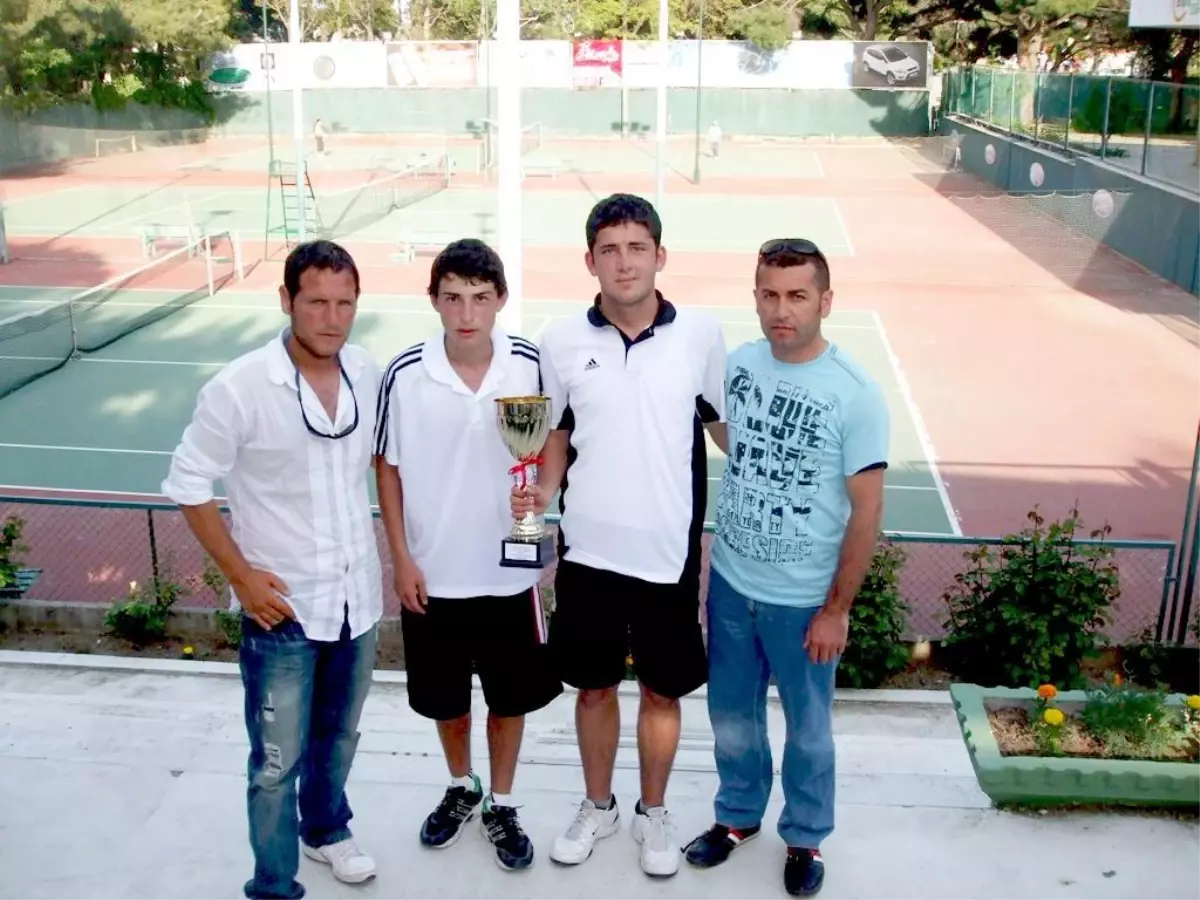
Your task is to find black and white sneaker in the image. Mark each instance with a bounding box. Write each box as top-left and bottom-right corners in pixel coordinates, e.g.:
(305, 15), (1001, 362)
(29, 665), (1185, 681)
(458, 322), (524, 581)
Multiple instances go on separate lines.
(419, 774), (484, 848)
(481, 797), (534, 871)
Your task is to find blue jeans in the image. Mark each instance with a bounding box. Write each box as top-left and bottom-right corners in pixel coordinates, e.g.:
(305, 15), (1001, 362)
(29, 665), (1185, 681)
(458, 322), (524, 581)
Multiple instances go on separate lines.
(239, 614), (378, 899)
(705, 569), (837, 849)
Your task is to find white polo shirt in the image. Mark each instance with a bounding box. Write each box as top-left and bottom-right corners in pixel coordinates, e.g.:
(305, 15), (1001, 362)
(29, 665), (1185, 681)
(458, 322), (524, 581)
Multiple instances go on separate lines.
(539, 294), (727, 585)
(374, 328), (543, 599)
(162, 329), (383, 642)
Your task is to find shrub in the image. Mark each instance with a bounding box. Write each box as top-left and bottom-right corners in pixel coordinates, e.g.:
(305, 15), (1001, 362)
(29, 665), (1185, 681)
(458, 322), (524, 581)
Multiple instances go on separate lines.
(0, 515), (29, 591)
(941, 506), (1119, 689)
(838, 538), (911, 689)
(105, 558), (189, 644)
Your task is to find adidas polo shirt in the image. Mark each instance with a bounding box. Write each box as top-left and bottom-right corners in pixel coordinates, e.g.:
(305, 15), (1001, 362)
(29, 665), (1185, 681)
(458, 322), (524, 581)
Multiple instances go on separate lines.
(373, 328), (543, 599)
(539, 294), (727, 585)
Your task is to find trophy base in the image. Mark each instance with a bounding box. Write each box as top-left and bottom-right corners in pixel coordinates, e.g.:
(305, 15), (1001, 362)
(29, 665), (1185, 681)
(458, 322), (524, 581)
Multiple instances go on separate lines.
(500, 534), (556, 569)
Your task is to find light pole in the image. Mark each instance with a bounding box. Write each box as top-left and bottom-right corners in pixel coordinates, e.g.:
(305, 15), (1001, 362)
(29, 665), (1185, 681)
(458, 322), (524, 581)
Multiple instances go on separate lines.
(692, 0), (705, 184)
(654, 0), (667, 209)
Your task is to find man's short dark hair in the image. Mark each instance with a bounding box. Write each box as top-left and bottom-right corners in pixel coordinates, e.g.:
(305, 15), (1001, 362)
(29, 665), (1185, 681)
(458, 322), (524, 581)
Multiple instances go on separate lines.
(427, 238), (508, 298)
(283, 239), (360, 298)
(757, 238), (831, 294)
(585, 193), (662, 250)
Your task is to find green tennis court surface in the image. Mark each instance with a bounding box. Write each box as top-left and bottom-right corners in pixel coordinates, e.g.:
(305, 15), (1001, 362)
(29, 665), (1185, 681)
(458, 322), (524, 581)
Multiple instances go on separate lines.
(0, 287), (957, 535)
(2, 183), (855, 256)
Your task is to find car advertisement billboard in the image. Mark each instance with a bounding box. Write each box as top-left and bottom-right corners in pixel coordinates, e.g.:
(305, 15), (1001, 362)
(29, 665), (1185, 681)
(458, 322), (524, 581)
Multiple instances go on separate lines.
(851, 41), (929, 89)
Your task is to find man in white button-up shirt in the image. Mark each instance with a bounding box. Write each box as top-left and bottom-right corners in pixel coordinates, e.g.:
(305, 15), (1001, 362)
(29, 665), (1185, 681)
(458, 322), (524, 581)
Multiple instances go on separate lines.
(163, 240), (382, 900)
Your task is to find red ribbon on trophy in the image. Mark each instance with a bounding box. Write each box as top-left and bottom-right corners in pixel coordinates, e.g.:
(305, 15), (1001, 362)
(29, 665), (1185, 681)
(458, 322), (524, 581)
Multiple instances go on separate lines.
(509, 455), (544, 490)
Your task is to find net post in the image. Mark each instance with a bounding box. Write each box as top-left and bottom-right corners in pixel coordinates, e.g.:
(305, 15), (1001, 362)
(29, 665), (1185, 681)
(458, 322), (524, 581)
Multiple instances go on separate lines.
(67, 300), (80, 358)
(233, 230), (244, 279)
(204, 233), (215, 295)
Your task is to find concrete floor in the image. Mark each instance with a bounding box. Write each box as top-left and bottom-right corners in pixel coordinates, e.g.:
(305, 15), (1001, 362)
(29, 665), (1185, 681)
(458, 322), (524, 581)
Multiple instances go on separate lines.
(0, 650), (1197, 900)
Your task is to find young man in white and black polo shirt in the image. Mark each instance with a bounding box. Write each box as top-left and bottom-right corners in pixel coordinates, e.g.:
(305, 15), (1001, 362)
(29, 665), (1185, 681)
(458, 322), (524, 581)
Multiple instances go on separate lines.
(512, 194), (727, 877)
(374, 239), (563, 872)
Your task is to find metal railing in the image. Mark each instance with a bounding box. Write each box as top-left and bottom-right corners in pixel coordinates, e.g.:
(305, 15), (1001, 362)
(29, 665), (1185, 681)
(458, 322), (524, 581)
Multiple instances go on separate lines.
(1, 493), (1191, 645)
(943, 66), (1200, 194)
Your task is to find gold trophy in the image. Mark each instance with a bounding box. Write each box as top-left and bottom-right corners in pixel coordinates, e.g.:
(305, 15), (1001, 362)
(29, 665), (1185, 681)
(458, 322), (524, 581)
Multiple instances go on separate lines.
(496, 395), (556, 568)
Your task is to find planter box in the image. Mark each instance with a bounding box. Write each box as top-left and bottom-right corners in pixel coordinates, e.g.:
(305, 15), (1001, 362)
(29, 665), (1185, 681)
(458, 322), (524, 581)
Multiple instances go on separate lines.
(949, 683), (1200, 808)
(0, 568), (41, 601)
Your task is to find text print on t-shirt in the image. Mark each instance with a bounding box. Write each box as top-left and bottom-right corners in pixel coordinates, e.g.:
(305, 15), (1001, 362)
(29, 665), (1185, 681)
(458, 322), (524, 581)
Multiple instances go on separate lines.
(717, 365), (838, 565)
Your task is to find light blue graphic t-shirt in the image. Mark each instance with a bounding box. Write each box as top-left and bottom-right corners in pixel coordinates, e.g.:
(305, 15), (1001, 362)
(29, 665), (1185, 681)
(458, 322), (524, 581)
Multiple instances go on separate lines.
(711, 340), (890, 608)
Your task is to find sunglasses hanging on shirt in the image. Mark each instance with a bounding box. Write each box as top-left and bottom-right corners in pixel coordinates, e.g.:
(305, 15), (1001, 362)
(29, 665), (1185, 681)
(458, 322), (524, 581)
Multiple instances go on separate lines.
(294, 363), (358, 439)
(283, 331), (359, 440)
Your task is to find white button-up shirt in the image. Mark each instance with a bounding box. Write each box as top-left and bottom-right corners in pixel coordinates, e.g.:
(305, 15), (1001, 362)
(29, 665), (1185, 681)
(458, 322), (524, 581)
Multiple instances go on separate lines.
(162, 329), (383, 641)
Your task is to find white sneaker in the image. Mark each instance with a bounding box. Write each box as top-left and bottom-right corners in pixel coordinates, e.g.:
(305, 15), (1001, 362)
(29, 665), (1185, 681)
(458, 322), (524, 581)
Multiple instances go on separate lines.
(631, 805), (680, 877)
(550, 797), (620, 864)
(302, 837), (376, 884)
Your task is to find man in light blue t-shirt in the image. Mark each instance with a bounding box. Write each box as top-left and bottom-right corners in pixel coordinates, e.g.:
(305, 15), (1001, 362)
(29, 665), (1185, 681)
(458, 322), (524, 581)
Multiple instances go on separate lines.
(683, 238), (889, 898)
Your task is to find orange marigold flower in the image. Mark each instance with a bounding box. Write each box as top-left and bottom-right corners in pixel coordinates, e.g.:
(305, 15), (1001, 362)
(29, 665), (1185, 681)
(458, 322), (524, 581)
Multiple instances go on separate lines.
(1112, 673), (1123, 686)
(1037, 684), (1057, 699)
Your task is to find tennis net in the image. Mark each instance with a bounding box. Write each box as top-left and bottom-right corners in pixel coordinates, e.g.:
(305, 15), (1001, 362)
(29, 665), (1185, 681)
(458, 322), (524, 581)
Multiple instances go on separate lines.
(322, 155), (451, 237)
(0, 230), (242, 399)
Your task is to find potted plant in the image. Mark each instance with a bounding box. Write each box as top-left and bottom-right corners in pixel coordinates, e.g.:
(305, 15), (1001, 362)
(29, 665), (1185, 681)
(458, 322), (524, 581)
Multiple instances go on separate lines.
(0, 514), (38, 600)
(951, 677), (1200, 807)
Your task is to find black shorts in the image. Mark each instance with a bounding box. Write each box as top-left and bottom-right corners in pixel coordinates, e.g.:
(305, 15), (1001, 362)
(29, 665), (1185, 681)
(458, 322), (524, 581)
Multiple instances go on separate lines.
(549, 559), (707, 699)
(401, 587), (563, 721)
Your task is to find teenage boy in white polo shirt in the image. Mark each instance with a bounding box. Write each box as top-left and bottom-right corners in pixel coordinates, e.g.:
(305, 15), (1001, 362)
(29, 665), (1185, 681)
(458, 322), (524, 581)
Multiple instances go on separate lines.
(512, 194), (728, 877)
(374, 238), (563, 872)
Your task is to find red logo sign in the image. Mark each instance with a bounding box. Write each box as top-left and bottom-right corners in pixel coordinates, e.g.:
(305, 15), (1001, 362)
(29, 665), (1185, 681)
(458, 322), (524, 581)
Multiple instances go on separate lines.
(572, 39), (623, 76)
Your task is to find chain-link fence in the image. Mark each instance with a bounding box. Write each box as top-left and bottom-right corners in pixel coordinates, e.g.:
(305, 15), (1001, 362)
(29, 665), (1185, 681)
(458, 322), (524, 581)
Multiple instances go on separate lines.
(943, 66), (1200, 195)
(2, 494), (1192, 646)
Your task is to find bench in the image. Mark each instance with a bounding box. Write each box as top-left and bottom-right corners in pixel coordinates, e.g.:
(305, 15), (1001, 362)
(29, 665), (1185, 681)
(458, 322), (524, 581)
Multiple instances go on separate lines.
(394, 233), (463, 264)
(140, 224), (199, 258)
(521, 159), (565, 180)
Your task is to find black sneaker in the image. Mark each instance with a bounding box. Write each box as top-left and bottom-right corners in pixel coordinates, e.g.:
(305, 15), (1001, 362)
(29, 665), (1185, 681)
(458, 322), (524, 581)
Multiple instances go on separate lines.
(683, 823), (761, 868)
(784, 847), (825, 896)
(481, 798), (535, 871)
(419, 774), (484, 848)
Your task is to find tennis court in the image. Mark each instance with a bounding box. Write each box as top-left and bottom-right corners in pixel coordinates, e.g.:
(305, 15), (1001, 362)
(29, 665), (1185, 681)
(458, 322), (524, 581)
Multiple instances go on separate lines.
(0, 279), (958, 537)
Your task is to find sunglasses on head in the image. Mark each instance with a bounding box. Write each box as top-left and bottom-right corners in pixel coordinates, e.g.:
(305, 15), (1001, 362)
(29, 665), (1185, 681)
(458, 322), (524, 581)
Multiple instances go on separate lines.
(758, 238), (827, 264)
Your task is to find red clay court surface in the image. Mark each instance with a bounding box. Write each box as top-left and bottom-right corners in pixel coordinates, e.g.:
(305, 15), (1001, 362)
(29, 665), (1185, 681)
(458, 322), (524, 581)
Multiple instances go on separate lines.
(1, 134), (1197, 639)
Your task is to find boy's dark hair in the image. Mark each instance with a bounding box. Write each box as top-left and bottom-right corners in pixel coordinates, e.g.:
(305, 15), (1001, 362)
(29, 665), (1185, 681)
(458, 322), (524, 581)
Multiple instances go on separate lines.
(427, 238), (508, 298)
(283, 239), (360, 298)
(585, 193), (662, 250)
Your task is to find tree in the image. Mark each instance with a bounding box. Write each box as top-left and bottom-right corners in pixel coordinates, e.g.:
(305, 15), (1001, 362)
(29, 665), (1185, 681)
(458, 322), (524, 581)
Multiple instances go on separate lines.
(0, 0), (235, 115)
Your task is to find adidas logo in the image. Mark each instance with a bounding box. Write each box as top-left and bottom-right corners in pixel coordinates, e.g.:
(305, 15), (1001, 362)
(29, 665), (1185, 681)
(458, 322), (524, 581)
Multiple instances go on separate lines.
(584, 358), (599, 371)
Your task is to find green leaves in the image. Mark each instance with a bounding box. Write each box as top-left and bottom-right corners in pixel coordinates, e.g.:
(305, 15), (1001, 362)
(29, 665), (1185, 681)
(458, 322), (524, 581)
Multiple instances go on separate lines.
(838, 537), (911, 689)
(0, 0), (234, 114)
(942, 505), (1120, 689)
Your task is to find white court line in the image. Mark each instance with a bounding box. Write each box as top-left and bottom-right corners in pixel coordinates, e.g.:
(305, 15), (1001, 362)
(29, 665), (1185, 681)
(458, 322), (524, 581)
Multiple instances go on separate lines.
(102, 190), (231, 230)
(0, 291), (881, 325)
(810, 149), (826, 180)
(870, 310), (961, 536)
(0, 355), (225, 368)
(0, 442), (171, 456)
(829, 200), (855, 257)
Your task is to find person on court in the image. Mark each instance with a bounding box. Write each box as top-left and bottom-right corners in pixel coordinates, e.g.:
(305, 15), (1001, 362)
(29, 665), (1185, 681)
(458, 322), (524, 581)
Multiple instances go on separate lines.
(374, 238), (562, 872)
(683, 239), (889, 897)
(511, 193), (727, 877)
(163, 240), (382, 900)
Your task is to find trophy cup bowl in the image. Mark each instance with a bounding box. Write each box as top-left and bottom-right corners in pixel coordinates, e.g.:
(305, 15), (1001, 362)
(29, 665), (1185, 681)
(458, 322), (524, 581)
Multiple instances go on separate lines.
(496, 395), (556, 568)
